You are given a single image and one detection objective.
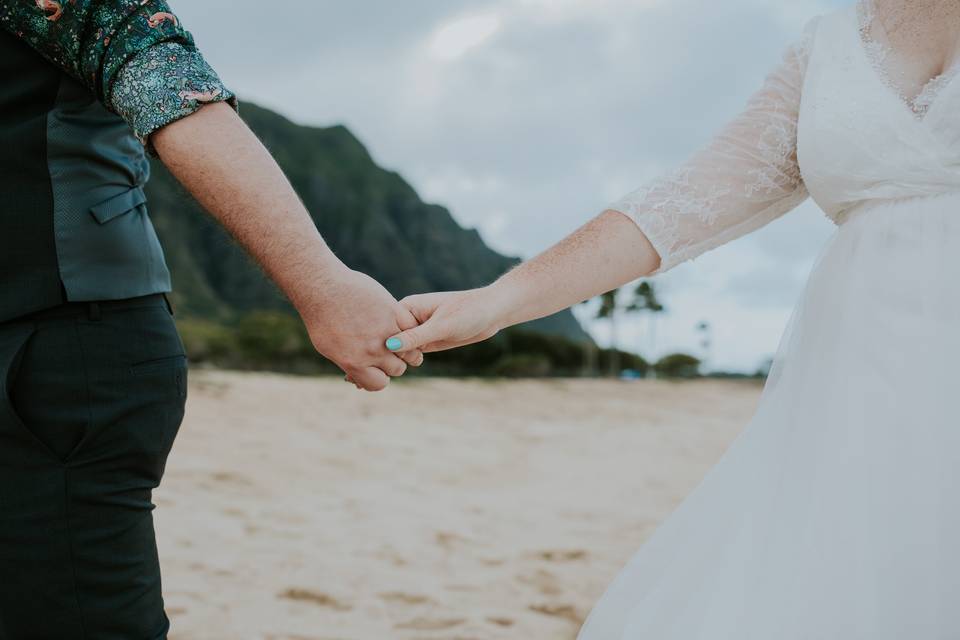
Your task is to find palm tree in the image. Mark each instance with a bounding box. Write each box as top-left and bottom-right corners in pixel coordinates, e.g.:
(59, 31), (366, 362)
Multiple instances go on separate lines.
(626, 280), (665, 378)
(596, 288), (620, 377)
(695, 320), (712, 376)
(578, 298), (600, 376)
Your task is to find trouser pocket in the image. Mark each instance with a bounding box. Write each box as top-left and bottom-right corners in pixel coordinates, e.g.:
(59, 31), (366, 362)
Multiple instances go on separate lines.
(67, 304), (187, 474)
(6, 318), (92, 462)
(0, 322), (67, 462)
(7, 304), (187, 469)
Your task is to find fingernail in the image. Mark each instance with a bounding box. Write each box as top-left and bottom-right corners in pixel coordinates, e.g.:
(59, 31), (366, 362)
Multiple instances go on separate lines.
(386, 337), (403, 351)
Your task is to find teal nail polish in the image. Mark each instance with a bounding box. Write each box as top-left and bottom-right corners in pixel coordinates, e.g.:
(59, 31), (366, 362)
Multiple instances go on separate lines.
(386, 337), (403, 351)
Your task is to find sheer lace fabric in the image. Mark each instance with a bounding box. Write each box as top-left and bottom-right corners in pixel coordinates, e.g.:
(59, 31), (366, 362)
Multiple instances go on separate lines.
(856, 0), (960, 119)
(608, 19), (818, 274)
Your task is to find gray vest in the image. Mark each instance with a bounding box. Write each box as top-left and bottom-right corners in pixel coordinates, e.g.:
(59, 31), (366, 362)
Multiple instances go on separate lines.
(0, 31), (171, 323)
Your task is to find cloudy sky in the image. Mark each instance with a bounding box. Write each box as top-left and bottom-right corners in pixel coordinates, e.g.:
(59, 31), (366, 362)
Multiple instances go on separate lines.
(175, 0), (849, 373)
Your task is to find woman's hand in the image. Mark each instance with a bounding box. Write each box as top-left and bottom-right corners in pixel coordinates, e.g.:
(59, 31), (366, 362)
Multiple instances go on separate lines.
(385, 287), (512, 353)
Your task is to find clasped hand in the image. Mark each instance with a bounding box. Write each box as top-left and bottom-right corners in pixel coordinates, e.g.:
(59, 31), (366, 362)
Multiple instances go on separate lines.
(302, 269), (503, 391)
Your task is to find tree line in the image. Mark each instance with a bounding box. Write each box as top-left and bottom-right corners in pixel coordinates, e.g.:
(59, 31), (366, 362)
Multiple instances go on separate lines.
(173, 279), (766, 380)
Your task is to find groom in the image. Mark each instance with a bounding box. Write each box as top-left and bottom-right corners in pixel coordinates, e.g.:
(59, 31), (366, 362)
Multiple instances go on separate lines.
(0, 1), (420, 637)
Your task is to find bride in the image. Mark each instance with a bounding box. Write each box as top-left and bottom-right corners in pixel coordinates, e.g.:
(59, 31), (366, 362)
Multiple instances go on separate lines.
(385, 0), (960, 637)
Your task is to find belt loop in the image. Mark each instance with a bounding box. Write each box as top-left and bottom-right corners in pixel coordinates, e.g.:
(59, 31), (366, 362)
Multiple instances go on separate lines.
(87, 302), (101, 322)
(162, 292), (174, 316)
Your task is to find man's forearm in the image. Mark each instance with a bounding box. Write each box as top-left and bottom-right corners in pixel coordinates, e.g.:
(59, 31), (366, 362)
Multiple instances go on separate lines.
(151, 102), (346, 317)
(150, 102), (423, 391)
(489, 210), (661, 329)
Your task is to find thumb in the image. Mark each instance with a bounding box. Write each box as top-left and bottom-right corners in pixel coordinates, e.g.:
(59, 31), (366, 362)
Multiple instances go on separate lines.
(385, 319), (444, 353)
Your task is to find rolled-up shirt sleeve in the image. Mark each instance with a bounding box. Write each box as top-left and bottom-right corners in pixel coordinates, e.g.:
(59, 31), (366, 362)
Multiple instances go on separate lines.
(110, 40), (236, 150)
(0, 0), (236, 151)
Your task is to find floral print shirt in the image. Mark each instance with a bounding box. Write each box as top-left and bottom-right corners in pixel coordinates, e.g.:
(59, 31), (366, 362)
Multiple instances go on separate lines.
(0, 0), (236, 153)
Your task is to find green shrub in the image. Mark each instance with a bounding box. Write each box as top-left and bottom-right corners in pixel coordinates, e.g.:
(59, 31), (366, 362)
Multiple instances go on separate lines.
(177, 312), (338, 374)
(504, 329), (585, 372)
(597, 349), (650, 376)
(491, 354), (552, 378)
(234, 311), (312, 360)
(655, 353), (701, 378)
(421, 334), (508, 375)
(175, 318), (237, 363)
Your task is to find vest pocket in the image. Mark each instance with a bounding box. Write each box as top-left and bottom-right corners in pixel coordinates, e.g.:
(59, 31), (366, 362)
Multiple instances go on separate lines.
(55, 181), (171, 301)
(89, 185), (147, 224)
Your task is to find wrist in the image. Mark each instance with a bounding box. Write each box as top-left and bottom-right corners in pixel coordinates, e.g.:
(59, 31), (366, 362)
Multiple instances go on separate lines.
(482, 277), (529, 331)
(287, 251), (353, 320)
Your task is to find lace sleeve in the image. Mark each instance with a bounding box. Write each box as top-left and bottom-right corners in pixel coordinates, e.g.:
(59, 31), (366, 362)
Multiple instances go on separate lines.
(610, 16), (820, 274)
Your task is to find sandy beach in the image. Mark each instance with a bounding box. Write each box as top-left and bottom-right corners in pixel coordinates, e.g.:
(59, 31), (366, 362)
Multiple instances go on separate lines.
(157, 371), (762, 639)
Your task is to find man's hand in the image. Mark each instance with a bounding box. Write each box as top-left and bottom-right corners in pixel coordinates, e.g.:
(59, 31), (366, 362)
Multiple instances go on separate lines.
(301, 268), (423, 391)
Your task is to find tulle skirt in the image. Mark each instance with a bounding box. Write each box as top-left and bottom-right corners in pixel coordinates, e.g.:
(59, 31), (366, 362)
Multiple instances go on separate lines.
(578, 191), (960, 639)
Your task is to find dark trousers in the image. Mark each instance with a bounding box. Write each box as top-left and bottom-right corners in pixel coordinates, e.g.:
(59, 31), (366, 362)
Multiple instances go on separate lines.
(0, 293), (187, 639)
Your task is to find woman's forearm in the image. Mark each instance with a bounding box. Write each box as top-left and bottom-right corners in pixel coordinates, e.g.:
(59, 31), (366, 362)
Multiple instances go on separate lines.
(488, 210), (661, 330)
(387, 210), (660, 353)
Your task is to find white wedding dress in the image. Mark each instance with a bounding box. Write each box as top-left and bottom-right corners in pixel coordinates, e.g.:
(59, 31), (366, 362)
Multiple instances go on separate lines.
(579, 1), (960, 638)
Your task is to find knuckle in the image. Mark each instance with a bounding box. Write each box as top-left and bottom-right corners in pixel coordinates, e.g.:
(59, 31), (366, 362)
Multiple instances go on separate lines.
(406, 351), (424, 367)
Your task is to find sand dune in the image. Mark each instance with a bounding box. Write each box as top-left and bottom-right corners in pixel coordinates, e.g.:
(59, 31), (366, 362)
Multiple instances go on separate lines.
(156, 371), (762, 639)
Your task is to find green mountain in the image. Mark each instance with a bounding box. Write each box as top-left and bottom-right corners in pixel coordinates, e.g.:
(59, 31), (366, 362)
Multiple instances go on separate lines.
(145, 102), (589, 342)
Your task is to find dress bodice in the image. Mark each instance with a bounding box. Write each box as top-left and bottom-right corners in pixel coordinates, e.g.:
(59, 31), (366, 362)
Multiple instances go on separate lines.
(798, 5), (960, 224)
(609, 1), (960, 274)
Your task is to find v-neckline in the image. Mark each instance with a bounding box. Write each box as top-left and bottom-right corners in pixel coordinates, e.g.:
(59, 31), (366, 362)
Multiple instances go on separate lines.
(853, 0), (960, 124)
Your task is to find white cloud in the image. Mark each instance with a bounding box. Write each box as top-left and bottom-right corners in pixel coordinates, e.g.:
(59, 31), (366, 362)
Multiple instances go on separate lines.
(428, 12), (503, 61)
